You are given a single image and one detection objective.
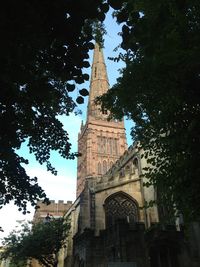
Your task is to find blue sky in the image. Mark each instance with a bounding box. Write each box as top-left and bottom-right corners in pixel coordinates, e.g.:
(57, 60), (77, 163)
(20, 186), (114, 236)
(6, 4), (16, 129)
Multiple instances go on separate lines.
(0, 9), (134, 242)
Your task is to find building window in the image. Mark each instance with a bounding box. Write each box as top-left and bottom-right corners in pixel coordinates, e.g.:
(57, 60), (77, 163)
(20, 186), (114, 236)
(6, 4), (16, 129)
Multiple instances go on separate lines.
(103, 160), (107, 174)
(97, 162), (102, 175)
(133, 158), (138, 168)
(109, 138), (112, 155)
(108, 138), (118, 155)
(97, 136), (101, 153)
(119, 168), (125, 178)
(125, 165), (131, 173)
(104, 192), (139, 228)
(113, 139), (118, 155)
(102, 137), (106, 154)
(97, 136), (108, 154)
(133, 158), (139, 174)
(107, 139), (110, 154)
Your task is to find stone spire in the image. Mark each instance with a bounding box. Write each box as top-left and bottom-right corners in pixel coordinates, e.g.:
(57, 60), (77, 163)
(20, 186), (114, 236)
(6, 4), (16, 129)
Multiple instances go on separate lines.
(87, 43), (109, 119)
(76, 43), (127, 197)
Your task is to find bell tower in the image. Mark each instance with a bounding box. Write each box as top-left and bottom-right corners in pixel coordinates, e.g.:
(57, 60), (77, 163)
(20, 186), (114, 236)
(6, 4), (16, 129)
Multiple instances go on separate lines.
(77, 43), (127, 197)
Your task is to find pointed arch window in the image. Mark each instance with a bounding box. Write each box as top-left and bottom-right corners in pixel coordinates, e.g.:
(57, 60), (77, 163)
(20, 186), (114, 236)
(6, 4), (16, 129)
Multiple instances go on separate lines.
(109, 138), (112, 155)
(104, 192), (139, 228)
(114, 139), (118, 155)
(107, 139), (110, 154)
(97, 137), (101, 153)
(97, 162), (102, 175)
(133, 158), (138, 168)
(125, 165), (131, 173)
(133, 158), (139, 175)
(102, 137), (106, 154)
(103, 160), (107, 174)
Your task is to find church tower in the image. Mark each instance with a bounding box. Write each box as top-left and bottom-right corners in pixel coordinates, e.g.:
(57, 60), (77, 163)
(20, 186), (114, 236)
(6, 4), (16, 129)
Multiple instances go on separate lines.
(77, 43), (127, 197)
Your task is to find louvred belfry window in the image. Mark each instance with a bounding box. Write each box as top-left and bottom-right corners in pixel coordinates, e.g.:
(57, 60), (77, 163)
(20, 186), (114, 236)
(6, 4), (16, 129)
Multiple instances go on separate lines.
(104, 192), (138, 228)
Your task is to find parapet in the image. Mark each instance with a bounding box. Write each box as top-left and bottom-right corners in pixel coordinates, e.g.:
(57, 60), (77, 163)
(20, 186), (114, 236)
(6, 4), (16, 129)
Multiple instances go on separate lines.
(33, 200), (73, 223)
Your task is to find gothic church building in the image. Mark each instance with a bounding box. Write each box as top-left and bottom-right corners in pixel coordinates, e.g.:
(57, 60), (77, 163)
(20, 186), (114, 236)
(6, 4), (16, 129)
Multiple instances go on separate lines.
(57, 43), (200, 267)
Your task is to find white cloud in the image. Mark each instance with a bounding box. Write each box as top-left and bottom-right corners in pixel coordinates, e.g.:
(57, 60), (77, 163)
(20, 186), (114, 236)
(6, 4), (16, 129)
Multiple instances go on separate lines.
(0, 13), (134, 245)
(0, 113), (80, 243)
(26, 167), (76, 202)
(0, 166), (76, 244)
(0, 203), (33, 244)
(57, 113), (82, 151)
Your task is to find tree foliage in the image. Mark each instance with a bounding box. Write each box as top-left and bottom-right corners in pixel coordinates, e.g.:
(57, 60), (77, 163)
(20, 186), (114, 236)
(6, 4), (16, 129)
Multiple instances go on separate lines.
(1, 217), (70, 267)
(90, 20), (107, 48)
(0, 0), (110, 212)
(99, 0), (200, 222)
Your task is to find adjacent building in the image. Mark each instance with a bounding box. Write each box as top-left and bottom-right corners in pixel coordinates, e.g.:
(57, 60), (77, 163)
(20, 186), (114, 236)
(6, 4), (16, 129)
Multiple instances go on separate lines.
(33, 200), (72, 223)
(30, 200), (72, 267)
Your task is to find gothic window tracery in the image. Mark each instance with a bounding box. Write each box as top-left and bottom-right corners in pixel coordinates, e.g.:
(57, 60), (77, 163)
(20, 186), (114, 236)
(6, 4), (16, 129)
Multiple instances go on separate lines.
(113, 139), (118, 155)
(103, 160), (107, 174)
(97, 136), (101, 153)
(102, 137), (106, 153)
(125, 165), (131, 173)
(97, 137), (119, 156)
(98, 162), (102, 175)
(104, 192), (138, 228)
(107, 139), (110, 153)
(133, 158), (139, 174)
(133, 158), (138, 168)
(109, 138), (112, 154)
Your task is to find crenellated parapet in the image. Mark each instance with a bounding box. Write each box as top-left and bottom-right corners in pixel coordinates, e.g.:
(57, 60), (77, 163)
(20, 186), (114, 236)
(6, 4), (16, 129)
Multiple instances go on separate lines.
(33, 200), (72, 223)
(94, 142), (140, 187)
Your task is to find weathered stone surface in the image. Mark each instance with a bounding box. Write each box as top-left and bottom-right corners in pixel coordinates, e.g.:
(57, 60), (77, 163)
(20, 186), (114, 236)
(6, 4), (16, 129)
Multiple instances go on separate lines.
(76, 43), (127, 197)
(57, 44), (200, 267)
